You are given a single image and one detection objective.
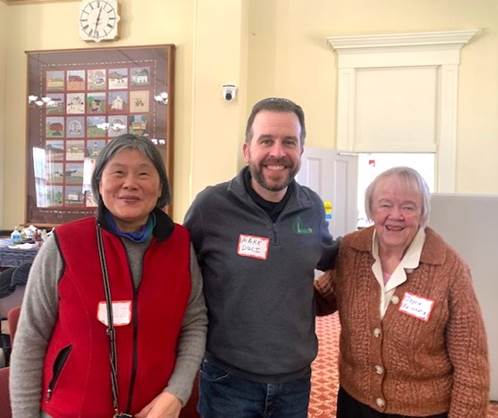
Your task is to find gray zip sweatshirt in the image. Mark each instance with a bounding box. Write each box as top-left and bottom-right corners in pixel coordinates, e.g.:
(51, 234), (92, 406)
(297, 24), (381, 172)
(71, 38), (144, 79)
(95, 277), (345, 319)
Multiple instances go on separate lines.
(184, 168), (338, 383)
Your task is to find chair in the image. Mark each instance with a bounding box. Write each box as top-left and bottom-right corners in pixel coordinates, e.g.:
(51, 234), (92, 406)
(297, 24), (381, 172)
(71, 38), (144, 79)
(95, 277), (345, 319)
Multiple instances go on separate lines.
(0, 284), (26, 367)
(0, 286), (25, 320)
(0, 307), (21, 368)
(0, 366), (11, 418)
(7, 307), (20, 345)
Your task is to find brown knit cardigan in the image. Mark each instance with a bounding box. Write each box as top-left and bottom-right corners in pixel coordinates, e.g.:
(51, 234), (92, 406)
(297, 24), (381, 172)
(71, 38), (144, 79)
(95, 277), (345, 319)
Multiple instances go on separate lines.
(315, 226), (489, 417)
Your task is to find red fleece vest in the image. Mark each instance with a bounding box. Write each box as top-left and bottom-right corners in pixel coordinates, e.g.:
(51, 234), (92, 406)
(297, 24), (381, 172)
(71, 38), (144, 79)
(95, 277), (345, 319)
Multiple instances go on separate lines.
(41, 217), (191, 418)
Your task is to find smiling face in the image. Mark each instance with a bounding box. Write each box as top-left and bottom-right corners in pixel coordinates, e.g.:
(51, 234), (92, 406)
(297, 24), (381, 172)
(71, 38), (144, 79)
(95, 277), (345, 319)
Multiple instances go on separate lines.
(243, 110), (303, 202)
(371, 175), (423, 256)
(99, 148), (161, 232)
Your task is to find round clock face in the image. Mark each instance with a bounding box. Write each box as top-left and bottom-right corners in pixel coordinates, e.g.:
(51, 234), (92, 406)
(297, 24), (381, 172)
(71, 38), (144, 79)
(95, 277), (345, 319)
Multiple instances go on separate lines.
(79, 0), (119, 42)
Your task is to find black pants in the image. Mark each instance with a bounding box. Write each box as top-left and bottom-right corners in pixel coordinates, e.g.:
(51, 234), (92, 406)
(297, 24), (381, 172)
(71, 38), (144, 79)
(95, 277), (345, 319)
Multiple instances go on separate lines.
(336, 386), (448, 418)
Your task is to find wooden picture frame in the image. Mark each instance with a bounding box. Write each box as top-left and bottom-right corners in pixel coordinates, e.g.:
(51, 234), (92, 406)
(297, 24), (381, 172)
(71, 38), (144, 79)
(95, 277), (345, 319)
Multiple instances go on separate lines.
(25, 45), (175, 226)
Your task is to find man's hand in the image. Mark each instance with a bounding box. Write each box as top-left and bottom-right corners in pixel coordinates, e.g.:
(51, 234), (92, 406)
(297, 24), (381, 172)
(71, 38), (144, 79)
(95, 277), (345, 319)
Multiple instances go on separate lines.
(314, 270), (337, 315)
(314, 270), (334, 297)
(135, 391), (182, 418)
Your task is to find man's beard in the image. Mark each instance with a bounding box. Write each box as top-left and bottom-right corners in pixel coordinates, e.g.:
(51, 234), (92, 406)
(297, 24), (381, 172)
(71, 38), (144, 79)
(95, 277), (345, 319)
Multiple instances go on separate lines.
(248, 157), (299, 192)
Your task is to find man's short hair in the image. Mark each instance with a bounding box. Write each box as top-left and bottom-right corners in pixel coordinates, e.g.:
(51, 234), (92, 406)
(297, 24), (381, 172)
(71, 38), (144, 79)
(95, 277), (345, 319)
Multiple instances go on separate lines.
(244, 97), (306, 145)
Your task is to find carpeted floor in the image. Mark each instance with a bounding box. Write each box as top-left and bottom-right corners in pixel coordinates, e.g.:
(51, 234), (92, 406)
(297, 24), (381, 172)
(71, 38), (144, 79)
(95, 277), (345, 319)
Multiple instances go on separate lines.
(309, 313), (498, 417)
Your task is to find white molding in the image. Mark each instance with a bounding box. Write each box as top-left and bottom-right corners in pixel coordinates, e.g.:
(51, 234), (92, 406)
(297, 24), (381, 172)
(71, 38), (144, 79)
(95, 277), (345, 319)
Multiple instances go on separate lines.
(328, 30), (479, 193)
(327, 30), (479, 50)
(437, 64), (459, 192)
(336, 69), (355, 151)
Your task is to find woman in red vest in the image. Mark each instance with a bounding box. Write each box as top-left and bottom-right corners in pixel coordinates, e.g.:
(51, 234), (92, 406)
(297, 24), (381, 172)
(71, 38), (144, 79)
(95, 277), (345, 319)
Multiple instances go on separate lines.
(11, 134), (207, 418)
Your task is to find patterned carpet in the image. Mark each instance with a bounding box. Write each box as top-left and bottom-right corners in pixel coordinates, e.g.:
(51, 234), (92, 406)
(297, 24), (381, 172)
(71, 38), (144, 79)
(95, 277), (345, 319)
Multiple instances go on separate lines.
(309, 313), (498, 417)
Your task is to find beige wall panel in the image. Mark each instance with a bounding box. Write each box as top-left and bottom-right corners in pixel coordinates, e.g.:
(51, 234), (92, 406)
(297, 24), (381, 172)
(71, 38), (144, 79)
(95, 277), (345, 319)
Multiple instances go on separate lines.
(0, 2), (6, 226)
(251, 0), (498, 191)
(2, 0), (498, 227)
(247, 0), (277, 105)
(189, 0), (247, 203)
(458, 27), (498, 192)
(355, 66), (438, 152)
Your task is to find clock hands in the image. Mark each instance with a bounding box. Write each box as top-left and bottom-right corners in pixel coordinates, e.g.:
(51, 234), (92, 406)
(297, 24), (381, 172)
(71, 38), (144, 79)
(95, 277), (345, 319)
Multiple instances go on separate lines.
(94, 5), (103, 36)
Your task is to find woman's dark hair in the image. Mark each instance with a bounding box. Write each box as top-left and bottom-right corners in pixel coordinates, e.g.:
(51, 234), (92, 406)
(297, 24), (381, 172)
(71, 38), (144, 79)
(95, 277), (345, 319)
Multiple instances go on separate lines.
(91, 134), (170, 209)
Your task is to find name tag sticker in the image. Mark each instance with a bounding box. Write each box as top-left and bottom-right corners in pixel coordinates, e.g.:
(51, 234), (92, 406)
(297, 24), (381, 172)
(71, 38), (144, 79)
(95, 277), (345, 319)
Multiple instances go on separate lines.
(399, 292), (434, 322)
(237, 234), (270, 260)
(97, 301), (132, 326)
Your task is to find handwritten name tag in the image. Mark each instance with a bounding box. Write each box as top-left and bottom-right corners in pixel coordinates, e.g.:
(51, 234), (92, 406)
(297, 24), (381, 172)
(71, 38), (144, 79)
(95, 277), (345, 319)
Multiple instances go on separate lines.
(237, 234), (269, 260)
(399, 292), (434, 322)
(97, 301), (132, 326)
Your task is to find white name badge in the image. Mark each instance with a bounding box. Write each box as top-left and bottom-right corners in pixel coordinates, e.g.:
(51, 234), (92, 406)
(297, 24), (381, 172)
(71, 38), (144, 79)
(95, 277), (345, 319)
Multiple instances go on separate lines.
(97, 301), (132, 326)
(399, 292), (434, 322)
(237, 234), (270, 260)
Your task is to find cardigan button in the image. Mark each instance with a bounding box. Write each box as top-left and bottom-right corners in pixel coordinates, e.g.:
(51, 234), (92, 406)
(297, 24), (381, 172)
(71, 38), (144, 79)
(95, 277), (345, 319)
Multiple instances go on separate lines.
(376, 397), (385, 408)
(373, 327), (382, 338)
(391, 295), (400, 305)
(375, 365), (384, 375)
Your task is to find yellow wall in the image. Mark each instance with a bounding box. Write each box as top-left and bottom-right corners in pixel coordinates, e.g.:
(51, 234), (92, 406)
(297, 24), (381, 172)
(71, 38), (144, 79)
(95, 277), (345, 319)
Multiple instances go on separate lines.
(246, 0), (498, 192)
(0, 2), (6, 226)
(190, 0), (248, 196)
(0, 0), (248, 227)
(1, 0), (498, 228)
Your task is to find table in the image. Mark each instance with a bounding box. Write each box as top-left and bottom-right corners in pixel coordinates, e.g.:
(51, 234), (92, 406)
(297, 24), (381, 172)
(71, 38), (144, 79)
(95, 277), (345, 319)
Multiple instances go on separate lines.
(0, 240), (39, 268)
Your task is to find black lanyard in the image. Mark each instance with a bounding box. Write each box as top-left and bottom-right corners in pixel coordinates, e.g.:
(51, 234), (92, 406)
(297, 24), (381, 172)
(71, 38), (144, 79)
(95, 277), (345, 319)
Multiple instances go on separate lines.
(96, 225), (133, 418)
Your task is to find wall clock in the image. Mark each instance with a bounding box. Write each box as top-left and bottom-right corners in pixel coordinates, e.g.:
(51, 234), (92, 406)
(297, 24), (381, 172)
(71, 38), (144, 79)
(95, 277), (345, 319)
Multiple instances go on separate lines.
(79, 0), (120, 42)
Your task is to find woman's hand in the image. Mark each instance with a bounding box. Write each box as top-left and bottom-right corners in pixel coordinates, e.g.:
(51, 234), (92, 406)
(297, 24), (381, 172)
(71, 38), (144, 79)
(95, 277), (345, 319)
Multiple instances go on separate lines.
(135, 391), (182, 418)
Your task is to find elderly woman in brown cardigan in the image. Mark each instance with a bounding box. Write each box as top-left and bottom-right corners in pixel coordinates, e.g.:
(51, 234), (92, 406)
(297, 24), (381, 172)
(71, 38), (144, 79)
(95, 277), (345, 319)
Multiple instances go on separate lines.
(315, 166), (489, 418)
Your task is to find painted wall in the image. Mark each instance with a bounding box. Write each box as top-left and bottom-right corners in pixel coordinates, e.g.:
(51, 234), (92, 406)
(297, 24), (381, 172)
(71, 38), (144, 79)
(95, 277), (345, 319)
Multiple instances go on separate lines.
(1, 0), (498, 228)
(0, 3), (6, 226)
(189, 0), (248, 197)
(0, 0), (247, 228)
(247, 0), (498, 192)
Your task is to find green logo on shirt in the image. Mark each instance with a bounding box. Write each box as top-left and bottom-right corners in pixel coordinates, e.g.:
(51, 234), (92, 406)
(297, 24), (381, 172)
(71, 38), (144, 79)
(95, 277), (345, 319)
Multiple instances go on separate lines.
(292, 216), (313, 234)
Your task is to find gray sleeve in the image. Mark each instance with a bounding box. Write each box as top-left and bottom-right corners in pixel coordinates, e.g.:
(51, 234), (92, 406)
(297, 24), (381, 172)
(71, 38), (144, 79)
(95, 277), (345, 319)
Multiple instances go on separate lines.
(164, 243), (207, 405)
(183, 193), (206, 258)
(10, 235), (63, 418)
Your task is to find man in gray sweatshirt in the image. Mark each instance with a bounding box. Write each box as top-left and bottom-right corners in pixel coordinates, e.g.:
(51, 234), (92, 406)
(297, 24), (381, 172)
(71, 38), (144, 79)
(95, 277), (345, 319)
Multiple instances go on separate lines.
(184, 97), (338, 418)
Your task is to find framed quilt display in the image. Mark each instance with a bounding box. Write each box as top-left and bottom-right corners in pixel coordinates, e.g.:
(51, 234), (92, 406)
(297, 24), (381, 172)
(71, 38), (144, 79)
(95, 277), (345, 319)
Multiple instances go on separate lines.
(25, 45), (174, 225)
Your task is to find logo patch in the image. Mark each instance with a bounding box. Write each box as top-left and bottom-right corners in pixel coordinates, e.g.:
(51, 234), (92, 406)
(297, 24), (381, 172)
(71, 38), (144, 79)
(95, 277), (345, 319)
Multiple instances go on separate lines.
(292, 216), (313, 234)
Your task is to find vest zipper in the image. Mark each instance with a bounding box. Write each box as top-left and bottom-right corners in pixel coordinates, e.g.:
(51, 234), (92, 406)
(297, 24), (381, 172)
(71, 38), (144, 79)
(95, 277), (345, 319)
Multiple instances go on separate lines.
(124, 240), (147, 413)
(125, 287), (139, 412)
(46, 345), (72, 400)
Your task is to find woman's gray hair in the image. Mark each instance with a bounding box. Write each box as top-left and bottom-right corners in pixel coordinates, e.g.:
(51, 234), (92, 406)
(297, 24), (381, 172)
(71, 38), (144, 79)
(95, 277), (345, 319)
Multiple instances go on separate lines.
(365, 166), (431, 227)
(91, 134), (170, 209)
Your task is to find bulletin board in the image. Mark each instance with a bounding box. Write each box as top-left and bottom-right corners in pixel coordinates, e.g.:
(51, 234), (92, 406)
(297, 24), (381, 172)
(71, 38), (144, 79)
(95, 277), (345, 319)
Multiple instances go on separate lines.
(25, 45), (175, 226)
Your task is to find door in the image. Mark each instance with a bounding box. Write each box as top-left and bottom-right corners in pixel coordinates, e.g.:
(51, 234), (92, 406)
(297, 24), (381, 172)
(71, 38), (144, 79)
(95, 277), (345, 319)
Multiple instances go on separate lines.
(296, 147), (358, 238)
